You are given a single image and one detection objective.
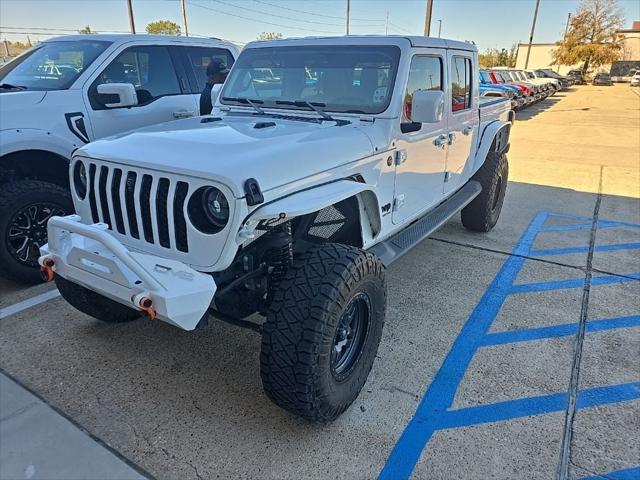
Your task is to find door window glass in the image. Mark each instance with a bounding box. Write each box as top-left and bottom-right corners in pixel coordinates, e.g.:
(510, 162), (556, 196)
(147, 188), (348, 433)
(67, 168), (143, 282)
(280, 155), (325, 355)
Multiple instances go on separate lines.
(184, 47), (235, 92)
(451, 56), (471, 112)
(402, 56), (442, 122)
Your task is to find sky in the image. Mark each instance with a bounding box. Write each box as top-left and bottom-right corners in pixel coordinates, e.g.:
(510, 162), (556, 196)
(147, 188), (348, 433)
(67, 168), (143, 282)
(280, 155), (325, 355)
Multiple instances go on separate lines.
(1, 0), (639, 51)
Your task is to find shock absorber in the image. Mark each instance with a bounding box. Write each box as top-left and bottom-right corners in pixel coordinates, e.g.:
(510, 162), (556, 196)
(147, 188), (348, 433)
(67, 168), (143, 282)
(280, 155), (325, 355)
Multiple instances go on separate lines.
(266, 222), (293, 286)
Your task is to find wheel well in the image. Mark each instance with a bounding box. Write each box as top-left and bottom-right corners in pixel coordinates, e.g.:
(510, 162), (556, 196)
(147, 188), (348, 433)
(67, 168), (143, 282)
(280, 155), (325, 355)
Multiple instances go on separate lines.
(0, 150), (70, 189)
(491, 124), (511, 154)
(292, 196), (364, 248)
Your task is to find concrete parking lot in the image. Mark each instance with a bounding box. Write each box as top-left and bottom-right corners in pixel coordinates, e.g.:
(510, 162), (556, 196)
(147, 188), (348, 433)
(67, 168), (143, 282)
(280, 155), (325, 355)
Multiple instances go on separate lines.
(1, 84), (639, 480)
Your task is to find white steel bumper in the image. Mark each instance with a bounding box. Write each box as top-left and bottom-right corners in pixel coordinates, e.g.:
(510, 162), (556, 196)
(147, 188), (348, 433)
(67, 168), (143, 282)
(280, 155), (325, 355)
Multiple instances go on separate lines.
(39, 215), (216, 331)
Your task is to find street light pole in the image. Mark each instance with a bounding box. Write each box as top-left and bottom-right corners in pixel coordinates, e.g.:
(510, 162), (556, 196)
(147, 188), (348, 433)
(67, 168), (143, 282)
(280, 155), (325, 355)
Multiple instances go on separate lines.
(423, 0), (433, 36)
(182, 0), (189, 36)
(127, 0), (136, 34)
(385, 11), (389, 35)
(524, 0), (541, 69)
(437, 19), (442, 37)
(345, 0), (350, 35)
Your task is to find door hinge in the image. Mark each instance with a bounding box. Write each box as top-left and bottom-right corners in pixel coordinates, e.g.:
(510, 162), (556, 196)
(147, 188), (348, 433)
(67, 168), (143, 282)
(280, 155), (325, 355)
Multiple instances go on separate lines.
(393, 194), (405, 211)
(395, 149), (408, 165)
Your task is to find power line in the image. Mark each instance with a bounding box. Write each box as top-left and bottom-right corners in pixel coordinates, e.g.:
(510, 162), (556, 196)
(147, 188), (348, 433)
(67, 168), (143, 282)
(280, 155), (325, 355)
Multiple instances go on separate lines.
(388, 21), (415, 35)
(188, 1), (343, 34)
(252, 0), (381, 23)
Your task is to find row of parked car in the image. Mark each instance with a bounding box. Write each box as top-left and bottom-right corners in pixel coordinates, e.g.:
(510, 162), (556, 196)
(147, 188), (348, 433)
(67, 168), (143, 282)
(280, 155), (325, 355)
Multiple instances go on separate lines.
(479, 67), (575, 110)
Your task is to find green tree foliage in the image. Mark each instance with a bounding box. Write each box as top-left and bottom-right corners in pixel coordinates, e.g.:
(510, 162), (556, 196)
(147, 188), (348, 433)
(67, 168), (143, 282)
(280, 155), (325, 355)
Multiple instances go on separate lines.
(551, 0), (624, 73)
(78, 25), (95, 34)
(257, 32), (283, 41)
(479, 44), (517, 68)
(145, 20), (181, 36)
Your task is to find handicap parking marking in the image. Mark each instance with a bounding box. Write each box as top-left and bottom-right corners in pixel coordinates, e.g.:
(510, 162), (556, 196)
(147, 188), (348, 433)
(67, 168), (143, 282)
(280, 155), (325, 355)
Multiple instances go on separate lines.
(580, 466), (640, 480)
(0, 289), (60, 320)
(378, 211), (640, 480)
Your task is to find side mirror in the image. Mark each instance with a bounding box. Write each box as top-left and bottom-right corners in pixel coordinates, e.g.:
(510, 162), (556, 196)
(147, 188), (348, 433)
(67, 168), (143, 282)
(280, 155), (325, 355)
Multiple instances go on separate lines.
(211, 83), (223, 104)
(96, 83), (138, 108)
(410, 90), (445, 124)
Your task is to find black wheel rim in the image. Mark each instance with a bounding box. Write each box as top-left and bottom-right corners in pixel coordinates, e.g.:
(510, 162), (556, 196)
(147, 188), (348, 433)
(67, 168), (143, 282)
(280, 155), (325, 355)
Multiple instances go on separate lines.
(6, 203), (66, 267)
(331, 292), (371, 379)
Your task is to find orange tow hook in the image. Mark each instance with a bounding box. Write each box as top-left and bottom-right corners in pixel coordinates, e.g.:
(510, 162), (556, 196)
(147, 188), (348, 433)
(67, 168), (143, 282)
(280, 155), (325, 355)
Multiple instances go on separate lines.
(137, 296), (157, 320)
(40, 258), (55, 282)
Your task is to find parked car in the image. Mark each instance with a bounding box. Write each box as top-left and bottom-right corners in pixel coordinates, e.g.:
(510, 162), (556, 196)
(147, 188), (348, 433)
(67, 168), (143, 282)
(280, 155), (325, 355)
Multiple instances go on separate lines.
(489, 70), (534, 104)
(0, 34), (239, 283)
(593, 72), (613, 85)
(40, 35), (513, 422)
(512, 69), (556, 95)
(535, 69), (573, 89)
(479, 71), (521, 109)
(567, 69), (585, 85)
(524, 70), (561, 92)
(630, 72), (640, 87)
(610, 61), (640, 82)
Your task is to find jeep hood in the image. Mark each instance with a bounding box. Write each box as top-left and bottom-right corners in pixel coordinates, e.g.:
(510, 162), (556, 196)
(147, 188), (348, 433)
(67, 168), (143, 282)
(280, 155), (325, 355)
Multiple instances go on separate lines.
(77, 114), (376, 197)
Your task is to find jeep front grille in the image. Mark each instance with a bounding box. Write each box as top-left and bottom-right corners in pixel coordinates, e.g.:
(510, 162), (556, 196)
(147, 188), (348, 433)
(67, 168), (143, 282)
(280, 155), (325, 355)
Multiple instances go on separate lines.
(87, 162), (190, 252)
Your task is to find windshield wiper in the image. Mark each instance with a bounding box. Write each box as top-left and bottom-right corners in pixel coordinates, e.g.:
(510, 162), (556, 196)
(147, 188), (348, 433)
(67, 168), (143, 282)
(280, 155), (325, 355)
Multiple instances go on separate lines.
(0, 83), (27, 90)
(222, 96), (265, 115)
(275, 100), (336, 122)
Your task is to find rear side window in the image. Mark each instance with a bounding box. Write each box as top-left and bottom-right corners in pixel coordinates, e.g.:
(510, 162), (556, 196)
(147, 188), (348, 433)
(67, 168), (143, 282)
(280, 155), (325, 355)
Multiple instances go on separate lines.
(402, 55), (442, 123)
(451, 56), (471, 112)
(183, 46), (235, 92)
(90, 45), (181, 108)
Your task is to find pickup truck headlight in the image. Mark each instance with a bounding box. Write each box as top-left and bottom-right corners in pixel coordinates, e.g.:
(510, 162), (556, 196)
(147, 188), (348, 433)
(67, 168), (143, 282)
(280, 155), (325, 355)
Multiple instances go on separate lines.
(73, 161), (87, 199)
(188, 186), (230, 234)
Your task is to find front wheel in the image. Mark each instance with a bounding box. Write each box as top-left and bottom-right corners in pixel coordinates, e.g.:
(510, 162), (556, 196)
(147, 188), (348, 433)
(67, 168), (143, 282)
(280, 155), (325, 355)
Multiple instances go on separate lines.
(260, 243), (386, 422)
(0, 180), (73, 284)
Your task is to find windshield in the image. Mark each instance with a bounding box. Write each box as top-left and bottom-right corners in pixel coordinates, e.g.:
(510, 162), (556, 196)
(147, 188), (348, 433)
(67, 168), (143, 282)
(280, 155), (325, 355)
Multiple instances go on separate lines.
(479, 70), (492, 83)
(0, 40), (111, 90)
(220, 45), (401, 114)
(525, 71), (535, 79)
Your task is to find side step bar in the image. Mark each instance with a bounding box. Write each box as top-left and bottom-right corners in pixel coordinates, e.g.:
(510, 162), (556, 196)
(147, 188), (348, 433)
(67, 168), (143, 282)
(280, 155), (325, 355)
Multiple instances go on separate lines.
(370, 180), (482, 266)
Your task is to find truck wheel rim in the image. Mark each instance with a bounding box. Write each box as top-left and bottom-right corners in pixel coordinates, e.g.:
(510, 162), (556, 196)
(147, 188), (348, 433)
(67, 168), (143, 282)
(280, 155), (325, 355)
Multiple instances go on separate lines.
(7, 203), (66, 267)
(331, 292), (371, 379)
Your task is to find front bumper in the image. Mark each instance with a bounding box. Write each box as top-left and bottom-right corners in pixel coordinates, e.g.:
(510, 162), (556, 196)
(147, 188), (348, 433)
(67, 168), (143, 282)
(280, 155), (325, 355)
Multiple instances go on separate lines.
(39, 215), (216, 331)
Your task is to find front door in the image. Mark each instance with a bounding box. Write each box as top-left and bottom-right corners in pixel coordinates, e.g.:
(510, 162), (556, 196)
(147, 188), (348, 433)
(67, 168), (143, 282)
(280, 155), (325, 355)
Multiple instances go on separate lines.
(84, 44), (198, 140)
(393, 51), (448, 225)
(445, 51), (477, 194)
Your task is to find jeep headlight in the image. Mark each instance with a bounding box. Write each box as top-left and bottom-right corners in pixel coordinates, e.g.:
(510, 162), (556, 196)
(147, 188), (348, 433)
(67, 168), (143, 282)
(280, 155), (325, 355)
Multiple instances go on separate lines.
(73, 161), (87, 199)
(188, 186), (230, 234)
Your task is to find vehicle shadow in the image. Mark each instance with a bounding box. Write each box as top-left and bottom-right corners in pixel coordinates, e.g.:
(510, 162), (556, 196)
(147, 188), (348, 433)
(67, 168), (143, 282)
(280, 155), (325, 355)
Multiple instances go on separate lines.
(515, 96), (562, 121)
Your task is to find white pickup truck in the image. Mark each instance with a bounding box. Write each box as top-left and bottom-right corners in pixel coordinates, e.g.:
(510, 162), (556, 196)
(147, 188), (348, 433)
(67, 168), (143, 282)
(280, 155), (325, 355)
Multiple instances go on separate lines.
(40, 36), (513, 422)
(0, 34), (238, 283)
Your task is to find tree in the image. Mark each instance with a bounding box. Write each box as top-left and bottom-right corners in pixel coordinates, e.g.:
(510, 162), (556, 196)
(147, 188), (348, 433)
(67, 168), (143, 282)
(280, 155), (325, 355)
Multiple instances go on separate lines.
(145, 20), (181, 36)
(479, 44), (517, 68)
(551, 0), (625, 73)
(78, 25), (95, 34)
(257, 32), (283, 41)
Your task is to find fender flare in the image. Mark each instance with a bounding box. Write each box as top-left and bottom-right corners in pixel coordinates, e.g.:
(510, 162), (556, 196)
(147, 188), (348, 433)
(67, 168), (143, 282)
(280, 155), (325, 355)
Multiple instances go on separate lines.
(244, 179), (382, 241)
(0, 128), (77, 160)
(473, 120), (511, 174)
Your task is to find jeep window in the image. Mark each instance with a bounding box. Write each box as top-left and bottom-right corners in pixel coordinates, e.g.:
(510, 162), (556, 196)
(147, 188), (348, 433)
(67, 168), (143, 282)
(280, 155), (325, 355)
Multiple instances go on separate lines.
(402, 55), (442, 123)
(479, 70), (492, 83)
(90, 45), (181, 108)
(451, 56), (472, 112)
(221, 45), (400, 114)
(0, 40), (111, 91)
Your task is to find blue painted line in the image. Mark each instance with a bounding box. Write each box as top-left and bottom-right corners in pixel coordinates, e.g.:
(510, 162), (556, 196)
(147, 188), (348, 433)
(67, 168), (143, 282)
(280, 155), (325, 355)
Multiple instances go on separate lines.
(377, 212), (548, 480)
(510, 273), (640, 294)
(580, 467), (640, 480)
(480, 316), (640, 346)
(530, 242), (640, 257)
(436, 382), (640, 430)
(540, 220), (640, 233)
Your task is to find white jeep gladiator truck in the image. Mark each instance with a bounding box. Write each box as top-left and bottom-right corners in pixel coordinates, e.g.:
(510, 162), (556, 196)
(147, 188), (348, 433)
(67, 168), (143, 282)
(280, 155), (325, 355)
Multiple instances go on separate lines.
(40, 36), (513, 422)
(0, 34), (238, 283)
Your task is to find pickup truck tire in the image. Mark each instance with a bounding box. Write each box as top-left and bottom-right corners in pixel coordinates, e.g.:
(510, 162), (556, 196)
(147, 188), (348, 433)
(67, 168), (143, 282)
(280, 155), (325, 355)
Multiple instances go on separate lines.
(0, 180), (73, 284)
(260, 243), (386, 422)
(55, 275), (141, 323)
(461, 150), (508, 232)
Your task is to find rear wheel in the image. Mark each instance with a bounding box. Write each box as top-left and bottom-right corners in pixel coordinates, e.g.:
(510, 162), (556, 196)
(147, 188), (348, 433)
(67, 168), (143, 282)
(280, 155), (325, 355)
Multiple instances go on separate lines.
(260, 243), (386, 422)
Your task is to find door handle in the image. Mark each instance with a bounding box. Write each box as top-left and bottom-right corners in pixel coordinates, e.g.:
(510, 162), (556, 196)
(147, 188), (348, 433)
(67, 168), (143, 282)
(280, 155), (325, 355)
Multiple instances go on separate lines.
(448, 132), (456, 145)
(433, 134), (447, 149)
(462, 126), (473, 136)
(173, 110), (195, 119)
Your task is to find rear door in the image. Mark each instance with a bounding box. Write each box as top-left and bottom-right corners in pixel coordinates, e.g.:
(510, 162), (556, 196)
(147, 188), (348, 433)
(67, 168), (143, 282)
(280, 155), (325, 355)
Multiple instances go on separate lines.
(444, 50), (478, 194)
(393, 50), (448, 224)
(84, 43), (198, 139)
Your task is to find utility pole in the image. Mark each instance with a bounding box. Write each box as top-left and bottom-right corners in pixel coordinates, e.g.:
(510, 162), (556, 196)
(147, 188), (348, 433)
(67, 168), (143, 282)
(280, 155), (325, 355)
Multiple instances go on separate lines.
(437, 19), (442, 37)
(423, 0), (433, 36)
(181, 0), (189, 36)
(563, 12), (572, 40)
(127, 0), (136, 34)
(3, 39), (10, 57)
(524, 0), (540, 69)
(345, 0), (350, 35)
(384, 11), (389, 35)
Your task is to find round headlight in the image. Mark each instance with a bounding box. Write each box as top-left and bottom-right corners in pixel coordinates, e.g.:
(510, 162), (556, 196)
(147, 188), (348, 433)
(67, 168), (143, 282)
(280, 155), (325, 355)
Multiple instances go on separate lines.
(73, 161), (87, 199)
(188, 186), (230, 234)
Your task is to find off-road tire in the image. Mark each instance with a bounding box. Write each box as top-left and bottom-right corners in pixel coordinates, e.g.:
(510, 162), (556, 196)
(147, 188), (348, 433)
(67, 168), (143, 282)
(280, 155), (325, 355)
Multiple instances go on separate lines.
(0, 180), (73, 284)
(55, 274), (141, 323)
(461, 150), (508, 232)
(261, 243), (386, 422)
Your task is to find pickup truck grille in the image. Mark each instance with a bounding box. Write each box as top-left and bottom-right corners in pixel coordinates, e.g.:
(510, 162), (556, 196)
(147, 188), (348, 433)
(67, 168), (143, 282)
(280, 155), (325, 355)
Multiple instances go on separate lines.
(87, 162), (190, 252)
